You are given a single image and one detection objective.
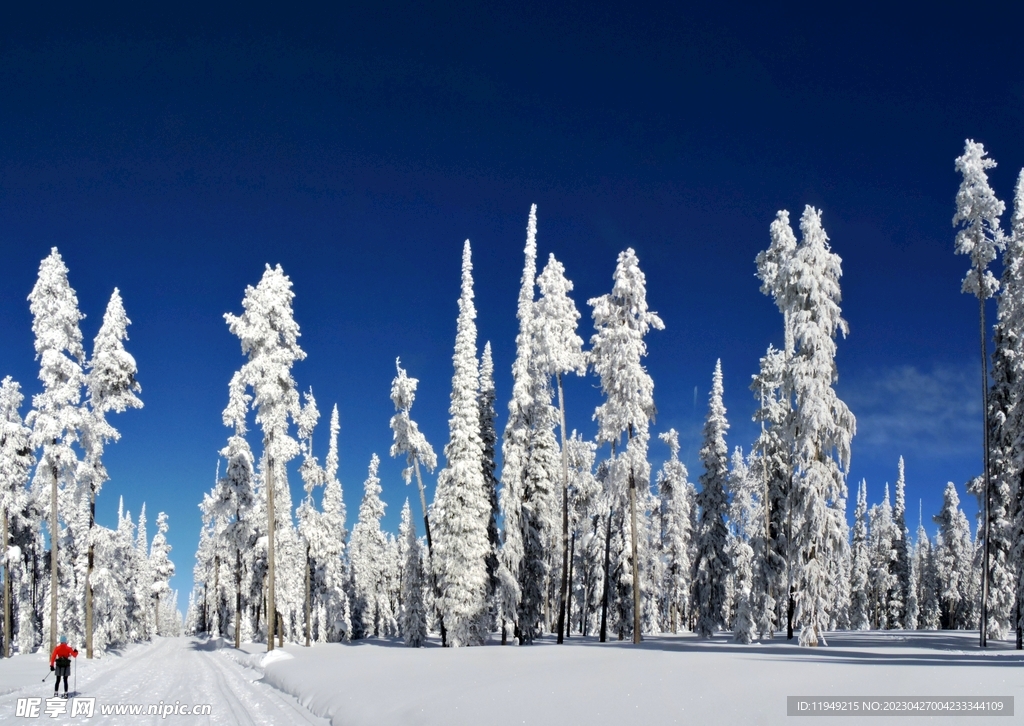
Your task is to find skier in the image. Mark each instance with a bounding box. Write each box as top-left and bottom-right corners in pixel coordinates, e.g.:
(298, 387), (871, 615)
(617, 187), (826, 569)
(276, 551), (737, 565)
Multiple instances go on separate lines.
(49, 635), (78, 698)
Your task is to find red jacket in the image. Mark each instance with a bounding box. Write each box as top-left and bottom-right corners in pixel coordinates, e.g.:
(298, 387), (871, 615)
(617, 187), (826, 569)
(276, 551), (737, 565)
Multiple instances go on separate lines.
(49, 643), (78, 666)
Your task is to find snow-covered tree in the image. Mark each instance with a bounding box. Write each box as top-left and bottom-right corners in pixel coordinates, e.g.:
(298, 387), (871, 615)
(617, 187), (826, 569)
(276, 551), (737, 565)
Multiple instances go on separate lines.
(399, 500), (427, 646)
(657, 429), (694, 634)
(350, 454), (394, 638)
(892, 458), (912, 630)
(729, 447), (757, 643)
(26, 248), (87, 651)
(849, 480), (870, 630)
(534, 254), (587, 642)
(82, 288), (143, 657)
(0, 378), (33, 657)
(866, 485), (896, 629)
(432, 241), (490, 647)
(748, 345), (789, 640)
(954, 140), (1006, 645)
(773, 208), (855, 646)
(148, 512), (175, 636)
(498, 206), (558, 645)
(477, 343), (501, 630)
(224, 264), (306, 650)
(692, 361), (731, 638)
(987, 168), (1024, 644)
(933, 482), (975, 630)
(589, 247), (663, 643)
(915, 519), (941, 631)
(319, 406), (350, 641)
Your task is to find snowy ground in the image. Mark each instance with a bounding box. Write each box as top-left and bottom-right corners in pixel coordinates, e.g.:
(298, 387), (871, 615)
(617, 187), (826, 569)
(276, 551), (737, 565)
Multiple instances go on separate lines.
(1, 631), (1022, 724)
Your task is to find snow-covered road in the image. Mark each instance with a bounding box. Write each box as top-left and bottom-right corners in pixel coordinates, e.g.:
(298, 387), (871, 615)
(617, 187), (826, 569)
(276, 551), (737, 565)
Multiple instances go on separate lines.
(0, 637), (328, 725)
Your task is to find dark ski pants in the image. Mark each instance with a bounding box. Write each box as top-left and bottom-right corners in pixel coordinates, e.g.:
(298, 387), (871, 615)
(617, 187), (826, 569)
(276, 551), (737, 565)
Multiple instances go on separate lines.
(54, 665), (70, 693)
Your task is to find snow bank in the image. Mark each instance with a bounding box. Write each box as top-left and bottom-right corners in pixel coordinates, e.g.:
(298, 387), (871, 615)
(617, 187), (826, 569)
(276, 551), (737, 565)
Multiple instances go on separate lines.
(256, 631), (1024, 726)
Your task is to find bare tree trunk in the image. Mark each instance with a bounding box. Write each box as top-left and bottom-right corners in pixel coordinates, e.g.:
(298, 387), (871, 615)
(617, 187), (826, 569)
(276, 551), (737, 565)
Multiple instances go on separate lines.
(277, 612), (284, 648)
(50, 461), (58, 652)
(556, 374), (571, 644)
(266, 453), (276, 651)
(154, 593), (160, 638)
(86, 490), (95, 658)
(565, 532), (575, 638)
(213, 555), (220, 636)
(979, 295), (992, 648)
(305, 544), (311, 647)
(235, 547), (242, 649)
(599, 511), (612, 643)
(413, 460), (446, 646)
(2, 509), (9, 658)
(628, 467), (641, 644)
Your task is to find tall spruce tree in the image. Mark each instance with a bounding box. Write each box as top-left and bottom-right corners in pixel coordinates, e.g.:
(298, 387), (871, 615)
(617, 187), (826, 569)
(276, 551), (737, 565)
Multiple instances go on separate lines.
(589, 248), (664, 644)
(692, 360), (731, 638)
(933, 482), (975, 630)
(781, 208), (855, 646)
(657, 429), (694, 634)
(892, 458), (911, 630)
(432, 241), (490, 647)
(954, 140), (1006, 646)
(224, 264), (306, 650)
(399, 500), (427, 647)
(477, 343), (501, 630)
(534, 254), (587, 643)
(849, 480), (870, 630)
(350, 455), (392, 638)
(988, 168), (1024, 645)
(27, 248), (87, 651)
(0, 378), (33, 657)
(82, 288), (143, 657)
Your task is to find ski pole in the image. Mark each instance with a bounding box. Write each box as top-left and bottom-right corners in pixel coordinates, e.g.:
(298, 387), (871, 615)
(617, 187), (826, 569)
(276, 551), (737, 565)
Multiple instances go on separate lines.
(73, 654), (77, 696)
(42, 670), (51, 682)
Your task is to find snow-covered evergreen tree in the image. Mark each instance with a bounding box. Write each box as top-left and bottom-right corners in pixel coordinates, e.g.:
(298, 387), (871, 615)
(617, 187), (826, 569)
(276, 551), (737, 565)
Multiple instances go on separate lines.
(987, 169), (1024, 643)
(849, 480), (870, 630)
(0, 377), (34, 657)
(350, 455), (394, 638)
(657, 429), (693, 633)
(477, 343), (501, 630)
(915, 519), (941, 631)
(399, 500), (427, 647)
(498, 207), (559, 645)
(782, 208), (856, 646)
(497, 209), (538, 644)
(81, 288), (143, 656)
(319, 405), (350, 641)
(589, 247), (664, 643)
(729, 447), (757, 643)
(693, 360), (731, 638)
(26, 248), (87, 651)
(148, 512), (175, 636)
(933, 482), (975, 630)
(534, 253), (587, 642)
(892, 458), (912, 630)
(224, 264), (307, 650)
(954, 140), (1006, 644)
(748, 345), (789, 640)
(866, 485), (896, 629)
(432, 241), (490, 647)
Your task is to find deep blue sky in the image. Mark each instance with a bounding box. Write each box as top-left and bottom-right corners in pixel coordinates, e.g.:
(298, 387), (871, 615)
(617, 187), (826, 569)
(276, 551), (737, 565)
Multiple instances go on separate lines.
(2, 2), (1022, 602)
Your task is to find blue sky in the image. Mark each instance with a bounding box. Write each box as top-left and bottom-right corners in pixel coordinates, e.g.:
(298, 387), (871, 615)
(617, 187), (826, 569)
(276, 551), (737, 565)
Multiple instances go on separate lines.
(1, 2), (1022, 600)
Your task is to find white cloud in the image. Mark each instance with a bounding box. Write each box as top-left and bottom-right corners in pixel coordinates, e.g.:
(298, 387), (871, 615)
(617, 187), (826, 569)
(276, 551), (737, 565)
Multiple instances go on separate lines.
(841, 363), (981, 461)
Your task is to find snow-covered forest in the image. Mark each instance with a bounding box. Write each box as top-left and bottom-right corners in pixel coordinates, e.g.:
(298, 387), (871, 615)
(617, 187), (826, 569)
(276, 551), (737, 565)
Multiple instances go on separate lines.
(3, 141), (1024, 660)
(181, 141), (1024, 651)
(0, 249), (180, 660)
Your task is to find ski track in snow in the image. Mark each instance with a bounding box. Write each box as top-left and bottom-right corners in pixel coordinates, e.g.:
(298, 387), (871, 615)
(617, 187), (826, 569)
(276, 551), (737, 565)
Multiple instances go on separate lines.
(0, 637), (328, 725)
